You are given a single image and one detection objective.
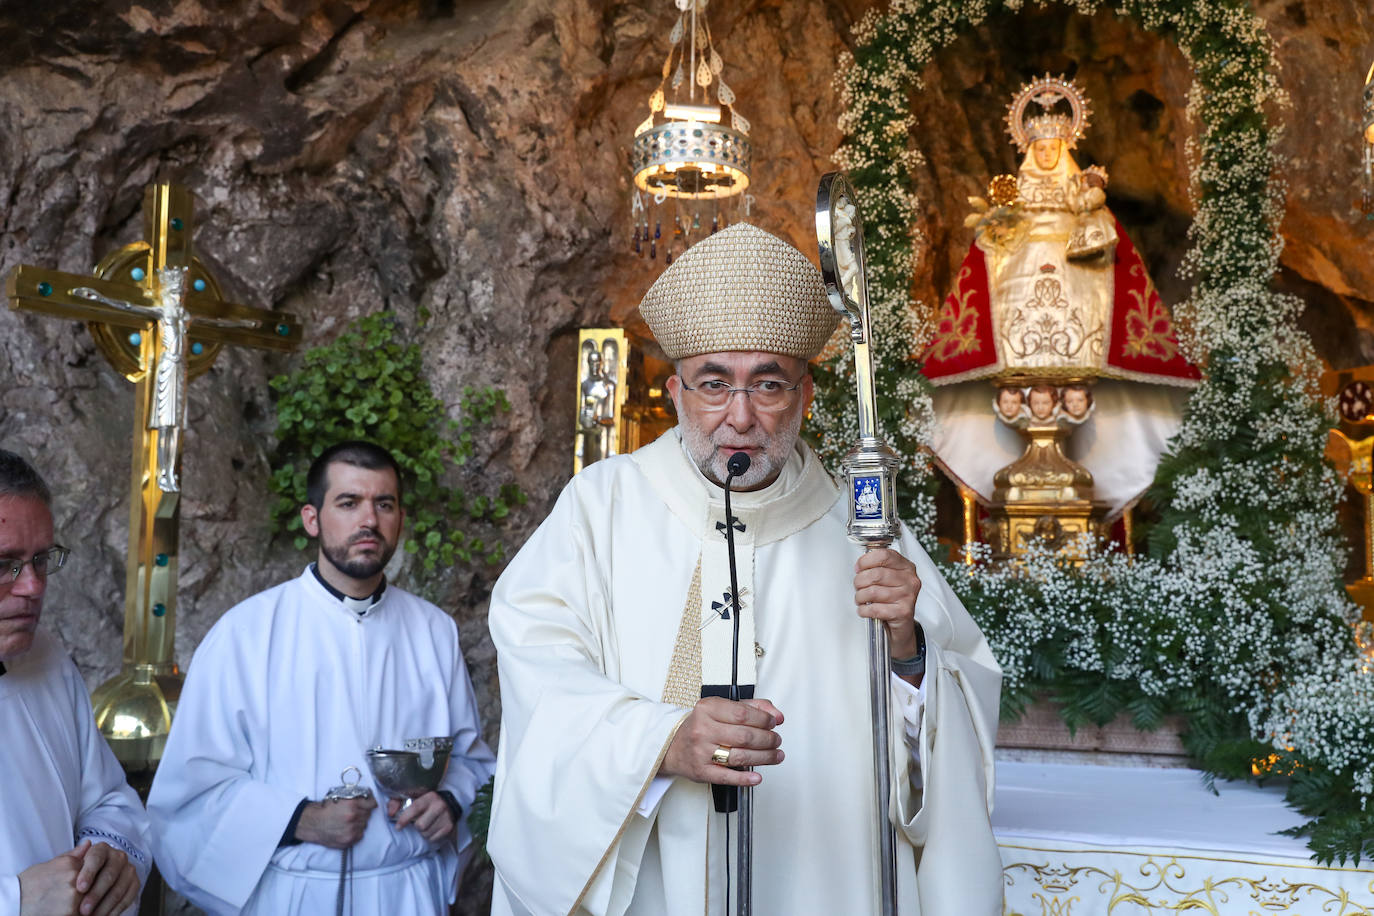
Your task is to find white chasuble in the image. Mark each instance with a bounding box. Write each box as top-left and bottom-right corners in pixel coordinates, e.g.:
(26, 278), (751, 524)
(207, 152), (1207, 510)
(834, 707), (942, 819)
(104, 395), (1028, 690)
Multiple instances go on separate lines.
(488, 430), (1004, 916)
(146, 572), (496, 916)
(0, 631), (152, 915)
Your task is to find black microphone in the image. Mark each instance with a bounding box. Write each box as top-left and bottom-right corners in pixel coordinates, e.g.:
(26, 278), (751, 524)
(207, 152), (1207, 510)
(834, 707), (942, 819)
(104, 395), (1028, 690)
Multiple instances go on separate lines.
(726, 451), (751, 480)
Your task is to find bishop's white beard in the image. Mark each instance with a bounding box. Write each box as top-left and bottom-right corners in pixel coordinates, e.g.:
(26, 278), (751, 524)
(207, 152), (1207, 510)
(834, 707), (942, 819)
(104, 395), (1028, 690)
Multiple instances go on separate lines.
(679, 406), (804, 491)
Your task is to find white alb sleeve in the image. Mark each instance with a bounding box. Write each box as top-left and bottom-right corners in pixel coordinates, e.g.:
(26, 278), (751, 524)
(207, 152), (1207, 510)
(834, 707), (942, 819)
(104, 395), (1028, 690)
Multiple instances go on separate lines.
(892, 673), (927, 788)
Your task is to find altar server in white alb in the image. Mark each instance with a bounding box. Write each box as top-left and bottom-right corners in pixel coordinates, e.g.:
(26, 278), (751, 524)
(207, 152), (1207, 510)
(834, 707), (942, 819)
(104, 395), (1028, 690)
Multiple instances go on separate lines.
(147, 441), (495, 915)
(487, 223), (1005, 915)
(0, 450), (151, 916)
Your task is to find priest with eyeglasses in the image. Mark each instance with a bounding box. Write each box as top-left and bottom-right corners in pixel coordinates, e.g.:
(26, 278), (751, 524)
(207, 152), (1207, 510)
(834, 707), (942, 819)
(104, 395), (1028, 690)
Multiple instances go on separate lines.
(0, 449), (151, 916)
(486, 223), (1004, 915)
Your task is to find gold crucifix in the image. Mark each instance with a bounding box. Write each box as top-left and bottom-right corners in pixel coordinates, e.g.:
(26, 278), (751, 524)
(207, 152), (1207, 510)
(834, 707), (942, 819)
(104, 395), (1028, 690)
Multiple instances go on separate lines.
(5, 182), (303, 775)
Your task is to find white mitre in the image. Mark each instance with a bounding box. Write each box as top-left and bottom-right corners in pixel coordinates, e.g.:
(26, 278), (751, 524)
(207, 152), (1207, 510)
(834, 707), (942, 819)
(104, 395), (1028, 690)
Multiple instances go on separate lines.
(638, 222), (838, 360)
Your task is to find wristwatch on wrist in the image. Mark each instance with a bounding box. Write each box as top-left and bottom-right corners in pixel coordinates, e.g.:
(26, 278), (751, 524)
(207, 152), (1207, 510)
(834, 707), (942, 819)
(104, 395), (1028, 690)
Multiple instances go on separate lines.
(891, 625), (927, 679)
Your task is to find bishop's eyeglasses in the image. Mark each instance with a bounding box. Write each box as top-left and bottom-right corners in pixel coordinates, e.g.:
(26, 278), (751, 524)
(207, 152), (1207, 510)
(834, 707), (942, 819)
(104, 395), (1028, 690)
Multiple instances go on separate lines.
(678, 377), (805, 413)
(3, 546), (70, 584)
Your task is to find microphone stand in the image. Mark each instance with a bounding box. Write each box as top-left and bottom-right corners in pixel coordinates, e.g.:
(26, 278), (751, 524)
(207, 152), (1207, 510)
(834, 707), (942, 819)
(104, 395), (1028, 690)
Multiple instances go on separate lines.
(723, 451), (752, 916)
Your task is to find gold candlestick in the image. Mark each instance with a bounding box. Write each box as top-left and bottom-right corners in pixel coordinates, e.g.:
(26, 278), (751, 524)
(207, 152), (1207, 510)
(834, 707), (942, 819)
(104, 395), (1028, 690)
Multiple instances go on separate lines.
(1320, 366), (1374, 623)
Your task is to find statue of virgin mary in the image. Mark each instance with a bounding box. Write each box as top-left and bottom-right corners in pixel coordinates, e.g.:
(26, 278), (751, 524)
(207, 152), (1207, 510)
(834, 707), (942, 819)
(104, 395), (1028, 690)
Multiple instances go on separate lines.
(921, 76), (1200, 519)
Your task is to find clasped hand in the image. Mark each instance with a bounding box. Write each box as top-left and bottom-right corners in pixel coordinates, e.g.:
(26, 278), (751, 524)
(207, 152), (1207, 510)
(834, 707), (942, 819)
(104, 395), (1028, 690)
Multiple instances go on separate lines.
(19, 839), (139, 916)
(295, 796), (377, 849)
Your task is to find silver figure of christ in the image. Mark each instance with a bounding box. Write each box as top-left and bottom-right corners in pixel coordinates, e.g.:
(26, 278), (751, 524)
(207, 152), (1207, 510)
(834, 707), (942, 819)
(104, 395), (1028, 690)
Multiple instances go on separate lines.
(73, 267), (254, 493)
(148, 266), (188, 493)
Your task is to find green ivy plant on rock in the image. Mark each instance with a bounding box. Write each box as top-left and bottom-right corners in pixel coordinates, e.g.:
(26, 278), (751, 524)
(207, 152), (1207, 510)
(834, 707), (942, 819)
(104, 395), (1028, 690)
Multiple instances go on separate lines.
(268, 311), (524, 582)
(813, 0), (1370, 863)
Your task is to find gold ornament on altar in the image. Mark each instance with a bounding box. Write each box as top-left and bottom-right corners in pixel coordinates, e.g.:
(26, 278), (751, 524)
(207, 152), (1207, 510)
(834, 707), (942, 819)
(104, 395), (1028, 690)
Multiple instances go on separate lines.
(629, 0), (753, 265)
(5, 183), (302, 778)
(572, 328), (675, 473)
(574, 329), (627, 473)
(1321, 367), (1374, 621)
(984, 380), (1108, 556)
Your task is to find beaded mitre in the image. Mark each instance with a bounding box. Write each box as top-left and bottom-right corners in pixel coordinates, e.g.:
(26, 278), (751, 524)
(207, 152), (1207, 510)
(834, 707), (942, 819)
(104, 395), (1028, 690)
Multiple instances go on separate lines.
(639, 222), (837, 361)
(1005, 75), (1092, 152)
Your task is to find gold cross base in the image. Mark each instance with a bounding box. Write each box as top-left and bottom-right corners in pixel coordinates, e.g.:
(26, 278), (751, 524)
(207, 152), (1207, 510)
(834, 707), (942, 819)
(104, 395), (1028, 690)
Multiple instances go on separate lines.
(90, 665), (182, 773)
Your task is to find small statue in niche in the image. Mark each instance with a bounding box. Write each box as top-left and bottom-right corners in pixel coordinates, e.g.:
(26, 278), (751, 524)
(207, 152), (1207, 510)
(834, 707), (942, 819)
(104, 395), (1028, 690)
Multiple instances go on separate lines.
(577, 341), (618, 467)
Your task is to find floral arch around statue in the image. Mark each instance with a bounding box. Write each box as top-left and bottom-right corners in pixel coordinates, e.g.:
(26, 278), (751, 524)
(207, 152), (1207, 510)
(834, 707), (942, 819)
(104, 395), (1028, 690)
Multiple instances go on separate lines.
(808, 0), (1374, 863)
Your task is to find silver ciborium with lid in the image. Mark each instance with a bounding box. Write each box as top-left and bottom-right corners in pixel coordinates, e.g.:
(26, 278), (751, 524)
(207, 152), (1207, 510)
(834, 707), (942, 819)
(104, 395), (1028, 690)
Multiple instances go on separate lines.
(365, 736), (453, 813)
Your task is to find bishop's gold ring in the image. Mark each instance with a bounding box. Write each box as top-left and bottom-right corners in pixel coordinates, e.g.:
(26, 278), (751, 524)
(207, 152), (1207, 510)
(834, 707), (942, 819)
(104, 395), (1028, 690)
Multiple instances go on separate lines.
(711, 745), (732, 767)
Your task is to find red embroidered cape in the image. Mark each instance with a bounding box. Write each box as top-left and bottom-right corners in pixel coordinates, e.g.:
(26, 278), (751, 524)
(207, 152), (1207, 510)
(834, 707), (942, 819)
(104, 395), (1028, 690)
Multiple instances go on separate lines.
(921, 218), (1200, 386)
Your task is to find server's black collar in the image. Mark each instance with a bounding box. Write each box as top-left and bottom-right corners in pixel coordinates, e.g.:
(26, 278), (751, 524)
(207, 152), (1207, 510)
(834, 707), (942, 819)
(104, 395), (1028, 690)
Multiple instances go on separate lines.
(310, 563), (387, 618)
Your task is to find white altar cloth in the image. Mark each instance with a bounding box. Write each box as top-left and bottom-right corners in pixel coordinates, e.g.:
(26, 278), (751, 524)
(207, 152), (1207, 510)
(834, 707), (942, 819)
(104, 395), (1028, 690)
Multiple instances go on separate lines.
(993, 761), (1374, 914)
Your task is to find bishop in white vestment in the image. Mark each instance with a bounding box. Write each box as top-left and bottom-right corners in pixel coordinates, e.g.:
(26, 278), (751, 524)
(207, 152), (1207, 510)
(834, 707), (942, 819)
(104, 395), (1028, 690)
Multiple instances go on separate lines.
(488, 224), (1004, 916)
(147, 443), (496, 915)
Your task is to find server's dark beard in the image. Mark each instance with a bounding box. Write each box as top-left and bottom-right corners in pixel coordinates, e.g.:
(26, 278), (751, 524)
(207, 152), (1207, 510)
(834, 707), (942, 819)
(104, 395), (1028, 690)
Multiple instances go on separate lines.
(320, 528), (396, 582)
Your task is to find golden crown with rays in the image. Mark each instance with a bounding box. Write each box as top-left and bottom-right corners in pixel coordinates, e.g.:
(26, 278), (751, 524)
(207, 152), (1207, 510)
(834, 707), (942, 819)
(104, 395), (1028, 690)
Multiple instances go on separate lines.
(1005, 74), (1093, 152)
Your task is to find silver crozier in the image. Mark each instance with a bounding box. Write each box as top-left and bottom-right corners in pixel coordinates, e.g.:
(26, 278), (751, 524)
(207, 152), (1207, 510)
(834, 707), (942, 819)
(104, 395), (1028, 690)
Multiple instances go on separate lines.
(816, 171), (901, 916)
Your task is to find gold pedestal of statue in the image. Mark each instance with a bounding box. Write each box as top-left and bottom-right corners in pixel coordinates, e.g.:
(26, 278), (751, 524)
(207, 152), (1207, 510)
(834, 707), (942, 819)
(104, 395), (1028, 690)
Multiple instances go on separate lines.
(993, 418), (1093, 503)
(985, 380), (1109, 559)
(986, 500), (1107, 558)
